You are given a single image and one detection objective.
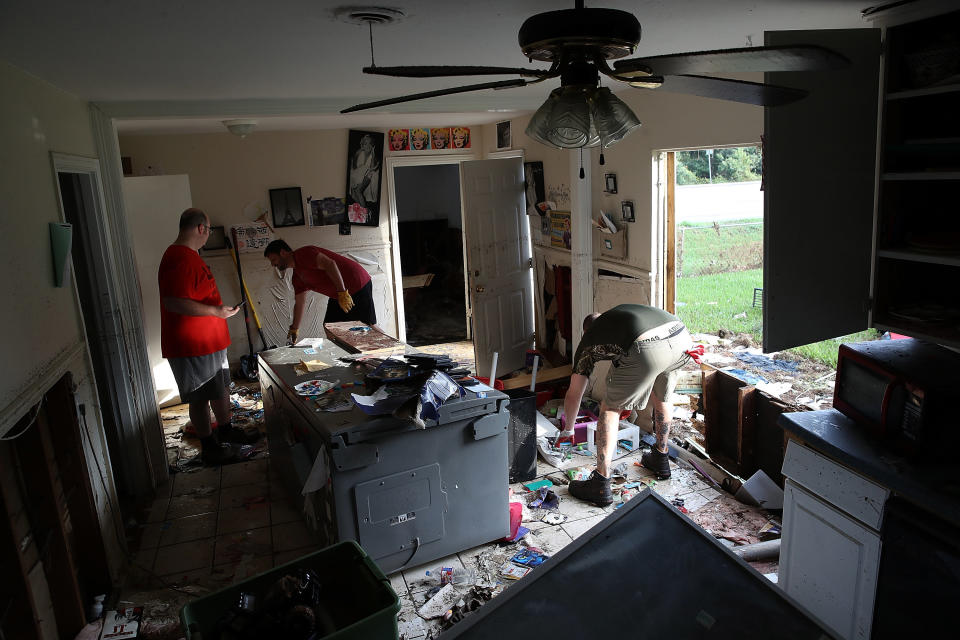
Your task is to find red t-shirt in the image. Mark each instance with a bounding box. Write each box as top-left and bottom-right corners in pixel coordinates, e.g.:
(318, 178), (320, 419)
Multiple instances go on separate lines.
(291, 246), (371, 297)
(158, 245), (231, 358)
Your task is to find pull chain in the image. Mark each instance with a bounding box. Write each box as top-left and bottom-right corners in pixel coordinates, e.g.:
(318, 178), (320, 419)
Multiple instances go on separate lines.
(599, 143), (606, 166)
(579, 147), (585, 179)
(368, 22), (376, 67)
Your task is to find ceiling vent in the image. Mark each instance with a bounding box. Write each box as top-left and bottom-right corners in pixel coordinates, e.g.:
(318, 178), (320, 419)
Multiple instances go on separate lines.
(334, 6), (405, 26)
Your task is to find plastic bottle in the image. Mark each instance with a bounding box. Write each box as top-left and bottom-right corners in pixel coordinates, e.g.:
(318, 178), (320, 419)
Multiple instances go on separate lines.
(89, 594), (106, 621)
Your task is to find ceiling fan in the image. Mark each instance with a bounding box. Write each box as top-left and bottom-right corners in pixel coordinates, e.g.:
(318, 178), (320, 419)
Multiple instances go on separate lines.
(341, 1), (849, 149)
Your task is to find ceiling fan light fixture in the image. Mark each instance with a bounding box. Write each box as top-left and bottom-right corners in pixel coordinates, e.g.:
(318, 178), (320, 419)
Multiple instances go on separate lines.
(590, 87), (642, 147)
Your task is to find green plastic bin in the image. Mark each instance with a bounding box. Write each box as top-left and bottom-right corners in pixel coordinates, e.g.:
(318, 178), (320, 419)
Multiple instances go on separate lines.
(180, 540), (399, 639)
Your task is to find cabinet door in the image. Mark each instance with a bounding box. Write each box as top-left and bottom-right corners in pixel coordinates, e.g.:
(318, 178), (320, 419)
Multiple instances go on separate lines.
(780, 480), (881, 640)
(763, 29), (880, 352)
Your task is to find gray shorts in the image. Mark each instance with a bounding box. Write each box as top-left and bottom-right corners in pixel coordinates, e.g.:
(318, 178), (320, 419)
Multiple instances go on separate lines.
(603, 323), (693, 411)
(169, 349), (230, 403)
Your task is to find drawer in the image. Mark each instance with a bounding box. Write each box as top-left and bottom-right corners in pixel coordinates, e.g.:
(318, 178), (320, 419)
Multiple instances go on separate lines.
(781, 440), (888, 530)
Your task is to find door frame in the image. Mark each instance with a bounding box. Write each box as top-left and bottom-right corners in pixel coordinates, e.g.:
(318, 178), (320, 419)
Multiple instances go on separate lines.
(385, 153), (475, 343)
(655, 144), (763, 315)
(51, 152), (160, 499)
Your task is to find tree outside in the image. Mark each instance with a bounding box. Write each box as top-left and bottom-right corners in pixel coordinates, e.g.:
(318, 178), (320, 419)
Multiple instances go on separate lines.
(676, 146), (762, 185)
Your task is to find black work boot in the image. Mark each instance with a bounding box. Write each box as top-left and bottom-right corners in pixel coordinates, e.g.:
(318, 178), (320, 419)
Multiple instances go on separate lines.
(200, 435), (239, 466)
(217, 422), (261, 445)
(641, 448), (672, 480)
(568, 470), (613, 506)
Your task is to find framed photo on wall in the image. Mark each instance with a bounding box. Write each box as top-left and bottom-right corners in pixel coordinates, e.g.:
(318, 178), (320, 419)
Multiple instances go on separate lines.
(496, 121), (511, 150)
(269, 187), (305, 228)
(345, 129), (384, 226)
(388, 128), (409, 151)
(524, 161), (545, 217)
(604, 173), (618, 194)
(621, 200), (635, 223)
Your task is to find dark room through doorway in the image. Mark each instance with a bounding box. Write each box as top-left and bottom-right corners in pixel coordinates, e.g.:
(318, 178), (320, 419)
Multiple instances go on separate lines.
(394, 163), (469, 346)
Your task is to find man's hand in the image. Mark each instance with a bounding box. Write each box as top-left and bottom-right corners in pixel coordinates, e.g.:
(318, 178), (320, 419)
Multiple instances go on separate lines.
(554, 429), (575, 447)
(287, 326), (299, 346)
(217, 305), (240, 319)
(337, 290), (355, 313)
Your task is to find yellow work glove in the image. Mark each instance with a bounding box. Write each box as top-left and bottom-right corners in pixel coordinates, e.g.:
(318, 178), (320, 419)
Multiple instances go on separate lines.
(337, 290), (355, 313)
(287, 326), (299, 346)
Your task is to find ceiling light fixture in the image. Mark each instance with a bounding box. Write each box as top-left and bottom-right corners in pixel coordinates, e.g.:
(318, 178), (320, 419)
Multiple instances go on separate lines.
(526, 86), (641, 155)
(223, 119), (257, 138)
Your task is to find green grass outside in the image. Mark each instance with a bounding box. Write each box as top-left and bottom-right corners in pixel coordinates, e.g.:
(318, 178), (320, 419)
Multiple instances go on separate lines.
(675, 221), (880, 367)
(678, 218), (763, 277)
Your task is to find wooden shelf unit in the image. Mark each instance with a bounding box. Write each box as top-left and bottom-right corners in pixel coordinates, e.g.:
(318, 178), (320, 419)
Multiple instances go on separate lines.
(872, 6), (960, 346)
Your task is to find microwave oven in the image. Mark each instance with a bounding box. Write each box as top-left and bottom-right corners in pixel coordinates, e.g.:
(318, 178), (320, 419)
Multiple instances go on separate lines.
(834, 338), (959, 452)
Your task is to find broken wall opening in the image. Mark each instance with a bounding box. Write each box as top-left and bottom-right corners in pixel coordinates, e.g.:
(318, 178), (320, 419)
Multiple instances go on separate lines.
(0, 373), (113, 640)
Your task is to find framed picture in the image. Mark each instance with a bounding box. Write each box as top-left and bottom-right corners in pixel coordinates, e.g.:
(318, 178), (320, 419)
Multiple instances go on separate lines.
(388, 128), (409, 151)
(524, 161), (545, 217)
(621, 200), (635, 223)
(269, 187), (305, 228)
(451, 126), (471, 149)
(430, 127), (451, 149)
(308, 196), (346, 227)
(345, 129), (384, 226)
(550, 210), (572, 250)
(604, 173), (618, 194)
(496, 121), (511, 150)
(410, 128), (430, 151)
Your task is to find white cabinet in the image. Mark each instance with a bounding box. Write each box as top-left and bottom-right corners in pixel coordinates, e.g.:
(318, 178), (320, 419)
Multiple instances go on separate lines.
(780, 480), (882, 640)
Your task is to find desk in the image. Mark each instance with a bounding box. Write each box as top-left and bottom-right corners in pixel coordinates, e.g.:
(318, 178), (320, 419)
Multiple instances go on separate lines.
(259, 344), (511, 574)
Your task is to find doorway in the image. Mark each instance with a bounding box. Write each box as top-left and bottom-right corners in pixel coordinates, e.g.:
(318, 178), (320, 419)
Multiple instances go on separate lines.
(53, 154), (158, 501)
(661, 146), (764, 341)
(392, 162), (470, 347)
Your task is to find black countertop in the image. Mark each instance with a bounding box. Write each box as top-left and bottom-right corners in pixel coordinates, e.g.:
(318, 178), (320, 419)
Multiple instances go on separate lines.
(778, 409), (960, 528)
(258, 344), (506, 443)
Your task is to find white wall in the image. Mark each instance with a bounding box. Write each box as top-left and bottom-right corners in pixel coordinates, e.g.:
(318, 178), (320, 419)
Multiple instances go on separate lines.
(119, 130), (403, 348)
(0, 60), (125, 580)
(122, 175), (193, 405)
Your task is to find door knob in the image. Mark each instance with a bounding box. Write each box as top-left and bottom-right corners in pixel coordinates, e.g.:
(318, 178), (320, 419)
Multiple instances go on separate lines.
(475, 286), (485, 293)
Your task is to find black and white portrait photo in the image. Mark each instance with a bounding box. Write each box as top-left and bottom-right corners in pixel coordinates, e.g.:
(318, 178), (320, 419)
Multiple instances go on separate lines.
(345, 129), (384, 227)
(496, 121), (511, 150)
(524, 161), (545, 217)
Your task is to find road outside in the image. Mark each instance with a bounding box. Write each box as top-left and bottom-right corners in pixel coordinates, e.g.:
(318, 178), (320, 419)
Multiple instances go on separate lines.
(676, 180), (762, 223)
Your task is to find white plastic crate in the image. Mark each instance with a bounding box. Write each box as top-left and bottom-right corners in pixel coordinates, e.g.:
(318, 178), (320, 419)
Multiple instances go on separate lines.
(586, 421), (641, 459)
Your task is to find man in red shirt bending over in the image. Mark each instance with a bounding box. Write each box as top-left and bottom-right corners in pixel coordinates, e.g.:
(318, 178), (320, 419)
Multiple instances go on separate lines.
(263, 239), (377, 344)
(159, 208), (241, 465)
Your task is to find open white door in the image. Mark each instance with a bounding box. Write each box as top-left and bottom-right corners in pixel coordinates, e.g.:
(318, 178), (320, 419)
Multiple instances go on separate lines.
(461, 158), (534, 377)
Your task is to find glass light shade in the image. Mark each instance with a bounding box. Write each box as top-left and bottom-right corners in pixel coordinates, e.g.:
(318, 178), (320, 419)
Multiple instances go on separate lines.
(590, 87), (642, 147)
(525, 86), (641, 150)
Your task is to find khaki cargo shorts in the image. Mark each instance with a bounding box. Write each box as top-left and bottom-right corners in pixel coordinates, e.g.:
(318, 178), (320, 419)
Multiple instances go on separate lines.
(603, 323), (693, 411)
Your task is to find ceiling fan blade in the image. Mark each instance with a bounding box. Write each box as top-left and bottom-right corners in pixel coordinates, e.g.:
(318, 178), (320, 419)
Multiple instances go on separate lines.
(364, 65), (555, 79)
(614, 45), (850, 77)
(341, 79), (528, 114)
(646, 75), (807, 107)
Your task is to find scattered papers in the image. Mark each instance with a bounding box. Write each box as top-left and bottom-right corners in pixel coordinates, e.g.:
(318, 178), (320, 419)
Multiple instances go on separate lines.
(294, 338), (325, 348)
(499, 563), (531, 580)
(417, 584), (460, 619)
(300, 359), (330, 372)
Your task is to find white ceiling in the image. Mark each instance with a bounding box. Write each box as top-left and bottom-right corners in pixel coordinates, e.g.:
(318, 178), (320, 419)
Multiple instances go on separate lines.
(0, 1), (872, 133)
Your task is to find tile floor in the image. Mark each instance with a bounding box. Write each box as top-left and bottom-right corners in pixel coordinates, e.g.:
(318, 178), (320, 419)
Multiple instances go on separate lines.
(125, 458), (319, 594)
(123, 437), (772, 640)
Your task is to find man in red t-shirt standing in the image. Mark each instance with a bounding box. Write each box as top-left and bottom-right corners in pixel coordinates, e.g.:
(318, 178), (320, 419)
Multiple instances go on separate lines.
(159, 208), (242, 465)
(263, 239), (377, 344)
